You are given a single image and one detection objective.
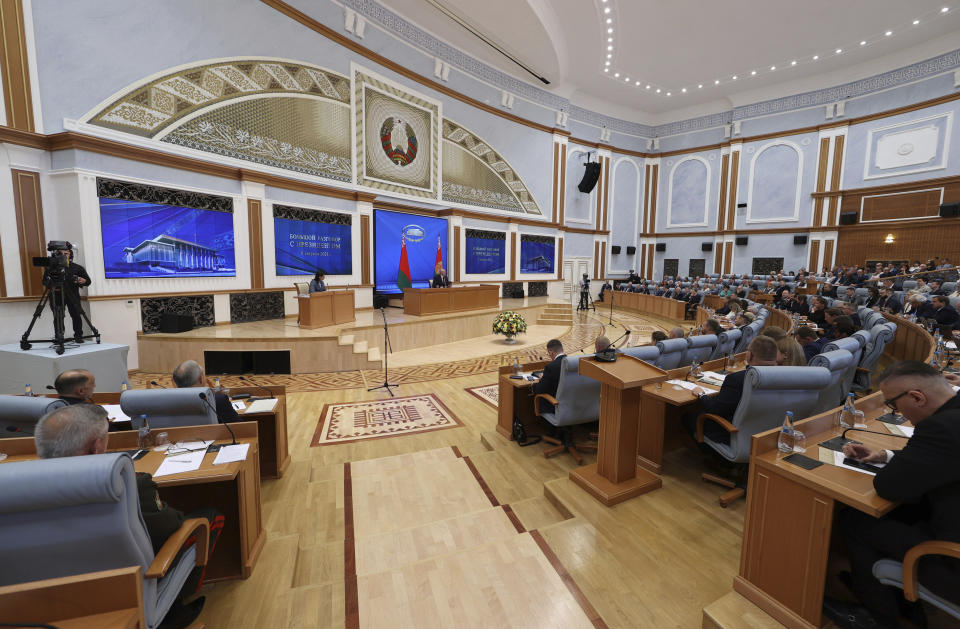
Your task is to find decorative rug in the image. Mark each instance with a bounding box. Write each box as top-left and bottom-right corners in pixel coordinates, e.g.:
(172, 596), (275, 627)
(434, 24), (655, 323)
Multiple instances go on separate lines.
(311, 394), (462, 446)
(465, 384), (499, 409)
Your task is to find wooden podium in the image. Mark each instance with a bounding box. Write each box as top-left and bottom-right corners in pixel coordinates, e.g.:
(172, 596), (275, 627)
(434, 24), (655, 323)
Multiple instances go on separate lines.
(570, 355), (668, 506)
(298, 290), (355, 328)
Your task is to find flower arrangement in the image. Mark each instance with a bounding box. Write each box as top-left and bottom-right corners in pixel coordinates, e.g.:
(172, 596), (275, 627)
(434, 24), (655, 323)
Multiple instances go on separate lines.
(492, 311), (527, 340)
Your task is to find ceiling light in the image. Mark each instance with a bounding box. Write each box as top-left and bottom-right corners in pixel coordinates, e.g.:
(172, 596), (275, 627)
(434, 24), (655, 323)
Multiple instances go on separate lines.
(697, 84), (703, 88)
(885, 30), (892, 36)
(606, 18), (611, 23)
(645, 84), (650, 89)
(751, 70), (757, 75)
(813, 55), (819, 60)
(605, 60), (611, 65)
(681, 88), (686, 92)
(624, 77), (630, 82)
(791, 60), (797, 65)
(606, 53), (612, 58)
(635, 81), (640, 85)
(607, 27), (613, 33)
(607, 45), (613, 50)
(835, 48), (842, 54)
(604, 7), (610, 13)
(860, 40), (866, 46)
(604, 68), (609, 72)
(732, 75), (738, 80)
(714, 79), (720, 84)
(607, 37), (613, 42)
(770, 65), (776, 70)
(884, 233), (895, 244)
(656, 88), (661, 93)
(601, 0), (607, 3)
(913, 19), (920, 24)
(666, 92), (671, 96)
(614, 72), (619, 77)
(942, 7), (949, 12)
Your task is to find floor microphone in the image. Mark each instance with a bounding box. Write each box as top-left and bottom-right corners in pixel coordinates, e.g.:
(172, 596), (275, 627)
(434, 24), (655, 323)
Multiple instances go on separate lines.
(150, 381), (167, 388)
(199, 392), (237, 445)
(237, 375), (274, 400)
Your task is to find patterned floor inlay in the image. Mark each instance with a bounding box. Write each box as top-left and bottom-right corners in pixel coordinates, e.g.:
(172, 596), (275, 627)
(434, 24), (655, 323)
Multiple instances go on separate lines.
(465, 384), (499, 408)
(311, 394), (462, 446)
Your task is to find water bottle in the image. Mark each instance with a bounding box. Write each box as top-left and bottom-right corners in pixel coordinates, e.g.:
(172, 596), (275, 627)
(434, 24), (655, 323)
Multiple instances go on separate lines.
(777, 412), (795, 453)
(931, 350), (942, 370)
(121, 381), (128, 392)
(839, 393), (858, 429)
(24, 383), (34, 397)
(214, 377), (222, 392)
(137, 414), (153, 449)
(512, 357), (521, 376)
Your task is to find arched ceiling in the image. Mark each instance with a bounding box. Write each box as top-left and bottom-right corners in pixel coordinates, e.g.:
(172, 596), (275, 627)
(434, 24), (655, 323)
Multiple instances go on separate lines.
(376, 0), (960, 121)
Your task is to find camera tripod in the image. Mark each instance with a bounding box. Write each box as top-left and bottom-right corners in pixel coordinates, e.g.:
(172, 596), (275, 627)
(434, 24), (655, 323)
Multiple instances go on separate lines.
(576, 288), (596, 312)
(20, 280), (100, 355)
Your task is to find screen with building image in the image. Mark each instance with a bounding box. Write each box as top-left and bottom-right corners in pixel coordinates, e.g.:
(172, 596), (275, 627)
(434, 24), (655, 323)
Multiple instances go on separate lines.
(99, 197), (236, 278)
(519, 234), (555, 274)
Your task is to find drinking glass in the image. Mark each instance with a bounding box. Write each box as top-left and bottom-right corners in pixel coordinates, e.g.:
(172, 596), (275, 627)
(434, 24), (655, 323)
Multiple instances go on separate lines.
(792, 430), (806, 454)
(153, 432), (170, 452)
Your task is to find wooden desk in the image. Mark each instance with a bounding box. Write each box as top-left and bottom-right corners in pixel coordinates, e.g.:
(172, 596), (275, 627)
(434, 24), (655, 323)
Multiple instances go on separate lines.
(638, 354), (746, 474)
(496, 360), (549, 440)
(749, 292), (775, 305)
(298, 290), (355, 328)
(230, 385), (290, 479)
(702, 294), (728, 311)
(569, 356), (668, 506)
(735, 392), (902, 628)
(611, 292), (685, 320)
(882, 312), (936, 363)
(402, 285), (499, 315)
(1, 423), (265, 584)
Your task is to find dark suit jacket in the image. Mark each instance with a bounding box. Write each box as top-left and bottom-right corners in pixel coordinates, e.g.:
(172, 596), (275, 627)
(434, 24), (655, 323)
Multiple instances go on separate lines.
(697, 370), (746, 423)
(933, 305), (960, 326)
(789, 300), (810, 316)
(137, 472), (185, 554)
(878, 295), (902, 314)
(808, 308), (826, 327)
(215, 391), (240, 422)
(432, 274), (450, 288)
(533, 354), (565, 414)
(803, 337), (828, 363)
(875, 394), (960, 544)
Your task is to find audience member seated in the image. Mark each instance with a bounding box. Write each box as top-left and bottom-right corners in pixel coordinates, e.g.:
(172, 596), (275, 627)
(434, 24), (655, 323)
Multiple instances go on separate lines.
(914, 277), (931, 294)
(776, 336), (807, 366)
(668, 327), (685, 339)
(35, 405), (224, 629)
(903, 293), (934, 319)
(308, 270), (326, 293)
(795, 325), (827, 362)
(684, 288), (701, 318)
(532, 339), (565, 413)
(760, 326), (787, 342)
(808, 296), (828, 327)
(594, 336), (611, 353)
(822, 307), (842, 338)
(929, 279), (947, 296)
(432, 266), (450, 288)
(931, 295), (959, 327)
(826, 362), (960, 629)
(828, 315), (857, 342)
(650, 330), (668, 344)
(837, 301), (862, 329)
(172, 360), (239, 422)
(53, 369), (95, 405)
(877, 287), (902, 314)
(843, 286), (863, 307)
(597, 280), (612, 302)
(700, 318), (722, 337)
(682, 336), (779, 445)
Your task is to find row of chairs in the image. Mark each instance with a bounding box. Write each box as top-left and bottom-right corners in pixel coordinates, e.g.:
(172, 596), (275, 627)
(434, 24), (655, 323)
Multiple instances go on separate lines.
(1, 388), (220, 435)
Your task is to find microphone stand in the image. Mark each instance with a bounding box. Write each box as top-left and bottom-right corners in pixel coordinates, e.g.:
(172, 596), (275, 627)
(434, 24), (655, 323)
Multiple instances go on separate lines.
(199, 392), (237, 445)
(149, 381), (167, 388)
(368, 307), (398, 397)
(237, 375), (275, 400)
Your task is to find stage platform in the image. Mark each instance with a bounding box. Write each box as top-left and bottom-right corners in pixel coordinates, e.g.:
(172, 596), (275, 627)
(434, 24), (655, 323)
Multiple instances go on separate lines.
(137, 297), (560, 375)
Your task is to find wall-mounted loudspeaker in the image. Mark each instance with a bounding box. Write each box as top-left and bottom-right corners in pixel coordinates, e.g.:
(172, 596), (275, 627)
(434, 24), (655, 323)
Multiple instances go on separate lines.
(735, 236), (748, 246)
(737, 202), (748, 208)
(655, 243), (666, 252)
(578, 162), (602, 193)
(839, 212), (858, 225)
(626, 246), (637, 255)
(939, 202), (960, 217)
(793, 235), (808, 245)
(610, 245), (621, 254)
(701, 242), (713, 252)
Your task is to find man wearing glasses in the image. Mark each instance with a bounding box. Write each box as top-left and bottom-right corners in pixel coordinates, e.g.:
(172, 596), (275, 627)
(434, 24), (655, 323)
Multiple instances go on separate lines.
(824, 362), (960, 629)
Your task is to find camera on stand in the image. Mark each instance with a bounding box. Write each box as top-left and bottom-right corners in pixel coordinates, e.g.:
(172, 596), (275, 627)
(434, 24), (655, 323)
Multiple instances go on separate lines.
(32, 241), (73, 286)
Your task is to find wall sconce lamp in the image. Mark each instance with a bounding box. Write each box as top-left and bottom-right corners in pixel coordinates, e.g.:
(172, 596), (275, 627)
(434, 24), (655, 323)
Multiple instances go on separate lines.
(884, 233), (895, 244)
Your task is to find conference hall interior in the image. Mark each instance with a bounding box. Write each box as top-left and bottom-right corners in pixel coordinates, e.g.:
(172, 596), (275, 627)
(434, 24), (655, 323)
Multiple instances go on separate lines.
(2, 1), (960, 628)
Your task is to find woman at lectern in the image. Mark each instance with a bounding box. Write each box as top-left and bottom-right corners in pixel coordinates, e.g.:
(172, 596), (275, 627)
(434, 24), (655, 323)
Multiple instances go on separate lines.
(309, 271), (327, 293)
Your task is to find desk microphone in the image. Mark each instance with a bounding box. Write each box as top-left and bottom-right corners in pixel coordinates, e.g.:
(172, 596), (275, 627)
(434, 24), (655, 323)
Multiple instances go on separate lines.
(6, 425), (32, 435)
(199, 392), (237, 445)
(841, 427), (909, 440)
(150, 381), (167, 388)
(237, 376), (274, 400)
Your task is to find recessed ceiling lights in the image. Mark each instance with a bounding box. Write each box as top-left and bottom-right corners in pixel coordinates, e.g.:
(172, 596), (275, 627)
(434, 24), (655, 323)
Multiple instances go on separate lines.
(603, 7), (610, 13)
(635, 81), (640, 85)
(770, 65), (776, 70)
(666, 92), (671, 96)
(607, 37), (613, 42)
(681, 88), (686, 92)
(697, 84), (703, 88)
(791, 60), (797, 65)
(835, 48), (842, 54)
(605, 60), (611, 65)
(813, 55), (819, 60)
(645, 85), (650, 89)
(604, 68), (609, 72)
(942, 7), (949, 13)
(624, 77), (630, 82)
(885, 30), (892, 36)
(606, 17), (611, 23)
(607, 45), (613, 50)
(751, 70), (757, 75)
(860, 40), (866, 46)
(714, 79), (720, 84)
(913, 19), (920, 24)
(607, 27), (613, 33)
(732, 75), (738, 80)
(606, 53), (612, 58)
(655, 88), (661, 93)
(614, 72), (620, 77)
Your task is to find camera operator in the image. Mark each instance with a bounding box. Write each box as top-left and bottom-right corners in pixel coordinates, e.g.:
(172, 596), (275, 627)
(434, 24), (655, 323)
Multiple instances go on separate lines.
(44, 244), (91, 343)
(578, 273), (591, 310)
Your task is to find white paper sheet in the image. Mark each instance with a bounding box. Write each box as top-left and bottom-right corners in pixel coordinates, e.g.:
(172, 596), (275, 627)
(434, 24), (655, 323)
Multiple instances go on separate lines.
(101, 404), (130, 423)
(231, 400), (246, 411)
(832, 451), (884, 476)
(245, 398), (278, 414)
(153, 450), (205, 478)
(666, 379), (700, 391)
(213, 443), (250, 465)
(887, 424), (915, 438)
(701, 371), (727, 382)
(167, 440), (213, 454)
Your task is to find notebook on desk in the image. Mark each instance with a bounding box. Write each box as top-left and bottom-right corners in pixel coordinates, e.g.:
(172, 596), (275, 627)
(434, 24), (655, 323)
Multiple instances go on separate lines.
(245, 398), (278, 414)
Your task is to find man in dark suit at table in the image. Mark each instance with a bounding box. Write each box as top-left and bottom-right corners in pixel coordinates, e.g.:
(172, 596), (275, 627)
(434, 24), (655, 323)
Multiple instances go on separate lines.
(173, 359), (239, 423)
(830, 361), (960, 629)
(432, 267), (450, 288)
(877, 287), (902, 314)
(931, 295), (959, 328)
(682, 335), (779, 445)
(532, 339), (565, 414)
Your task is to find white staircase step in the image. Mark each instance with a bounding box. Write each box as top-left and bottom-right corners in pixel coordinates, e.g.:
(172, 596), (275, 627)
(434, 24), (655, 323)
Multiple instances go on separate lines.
(353, 340), (368, 354)
(338, 334), (354, 346)
(367, 347), (381, 362)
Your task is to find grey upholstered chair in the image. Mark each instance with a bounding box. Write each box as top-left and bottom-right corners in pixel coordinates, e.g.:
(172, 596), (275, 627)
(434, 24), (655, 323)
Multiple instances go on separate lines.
(655, 338), (689, 370)
(809, 349), (857, 413)
(0, 453), (209, 629)
(683, 334), (717, 366)
(0, 395), (67, 436)
(622, 345), (660, 364)
(902, 280), (918, 291)
(821, 337), (864, 400)
(734, 324), (756, 354)
(873, 544), (960, 622)
(712, 329), (741, 360)
(120, 387), (218, 429)
(533, 356), (601, 464)
(852, 322), (897, 393)
(697, 366), (831, 506)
